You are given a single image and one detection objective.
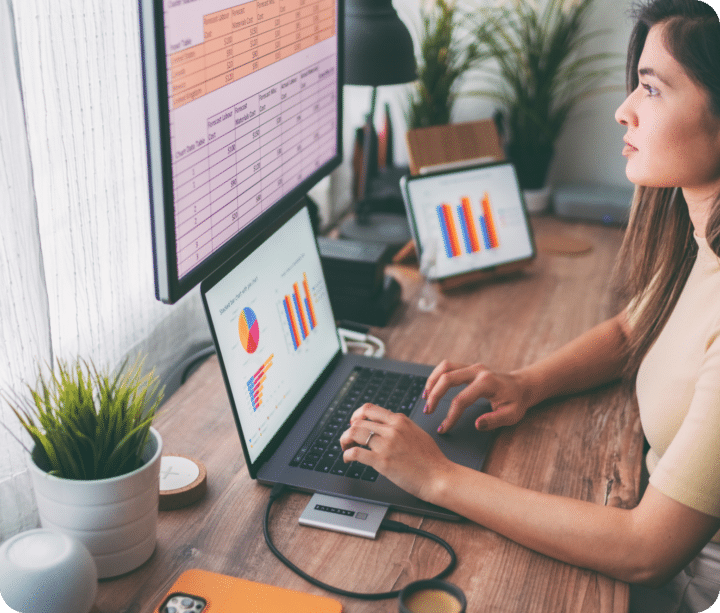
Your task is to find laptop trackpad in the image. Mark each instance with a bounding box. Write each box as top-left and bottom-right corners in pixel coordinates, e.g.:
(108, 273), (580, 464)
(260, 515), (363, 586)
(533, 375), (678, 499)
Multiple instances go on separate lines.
(415, 395), (493, 470)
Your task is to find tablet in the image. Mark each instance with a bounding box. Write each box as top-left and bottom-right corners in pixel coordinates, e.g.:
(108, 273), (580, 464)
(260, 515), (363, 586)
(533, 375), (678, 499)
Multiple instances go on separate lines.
(400, 161), (535, 282)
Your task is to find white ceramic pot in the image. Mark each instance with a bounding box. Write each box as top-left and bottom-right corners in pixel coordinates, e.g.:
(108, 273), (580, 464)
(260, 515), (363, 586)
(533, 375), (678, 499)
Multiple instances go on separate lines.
(523, 185), (552, 214)
(28, 428), (163, 579)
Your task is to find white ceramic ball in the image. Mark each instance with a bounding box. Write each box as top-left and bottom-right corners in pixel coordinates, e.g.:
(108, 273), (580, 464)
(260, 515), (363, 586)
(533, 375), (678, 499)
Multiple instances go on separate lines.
(0, 529), (97, 613)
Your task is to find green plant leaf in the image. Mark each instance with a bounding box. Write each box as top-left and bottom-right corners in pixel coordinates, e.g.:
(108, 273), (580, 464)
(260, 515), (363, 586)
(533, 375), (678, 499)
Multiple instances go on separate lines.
(3, 355), (163, 480)
(466, 0), (620, 186)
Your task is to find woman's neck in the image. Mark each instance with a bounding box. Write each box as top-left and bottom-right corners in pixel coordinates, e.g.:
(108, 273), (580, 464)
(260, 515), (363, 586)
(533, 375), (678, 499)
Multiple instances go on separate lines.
(683, 178), (720, 238)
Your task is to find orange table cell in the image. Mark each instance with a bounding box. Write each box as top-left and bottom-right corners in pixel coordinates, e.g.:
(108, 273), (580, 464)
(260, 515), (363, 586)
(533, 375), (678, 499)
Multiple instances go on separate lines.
(256, 38), (283, 61)
(298, 16), (333, 41)
(257, 53), (275, 71)
(204, 9), (233, 40)
(280, 32), (301, 52)
(171, 55), (206, 83)
(205, 46), (239, 76)
(257, 28), (281, 47)
(279, 0), (302, 13)
(172, 84), (207, 110)
(231, 2), (257, 28)
(293, 3), (322, 20)
(280, 25), (302, 44)
(170, 70), (207, 97)
(256, 0), (280, 22)
(170, 46), (202, 68)
(206, 71), (234, 95)
(204, 32), (236, 56)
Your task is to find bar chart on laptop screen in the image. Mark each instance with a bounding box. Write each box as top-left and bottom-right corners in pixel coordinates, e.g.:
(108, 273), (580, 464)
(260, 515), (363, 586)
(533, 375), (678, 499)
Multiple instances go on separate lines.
(280, 271), (321, 352)
(165, 0), (337, 279)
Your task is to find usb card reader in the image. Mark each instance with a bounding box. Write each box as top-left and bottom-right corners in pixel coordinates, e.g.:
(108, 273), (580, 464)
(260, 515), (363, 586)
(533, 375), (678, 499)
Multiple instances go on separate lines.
(299, 493), (389, 539)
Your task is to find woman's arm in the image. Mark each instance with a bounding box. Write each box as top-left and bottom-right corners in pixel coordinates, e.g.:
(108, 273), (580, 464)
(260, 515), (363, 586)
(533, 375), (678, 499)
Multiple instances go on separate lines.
(424, 310), (633, 433)
(429, 462), (720, 586)
(339, 404), (720, 586)
(512, 309), (633, 408)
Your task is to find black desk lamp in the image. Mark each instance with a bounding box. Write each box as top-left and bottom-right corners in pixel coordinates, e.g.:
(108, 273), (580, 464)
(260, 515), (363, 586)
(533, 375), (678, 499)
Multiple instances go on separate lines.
(340, 0), (416, 247)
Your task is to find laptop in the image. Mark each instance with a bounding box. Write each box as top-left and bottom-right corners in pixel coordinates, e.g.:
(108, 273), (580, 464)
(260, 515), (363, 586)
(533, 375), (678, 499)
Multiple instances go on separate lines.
(200, 201), (493, 520)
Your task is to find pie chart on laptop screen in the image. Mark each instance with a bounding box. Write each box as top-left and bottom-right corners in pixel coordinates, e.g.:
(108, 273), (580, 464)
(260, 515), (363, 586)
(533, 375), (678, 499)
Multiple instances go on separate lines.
(239, 307), (260, 354)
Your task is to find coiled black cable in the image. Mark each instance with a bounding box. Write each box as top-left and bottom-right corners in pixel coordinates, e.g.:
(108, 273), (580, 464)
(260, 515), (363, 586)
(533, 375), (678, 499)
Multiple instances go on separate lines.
(263, 484), (458, 600)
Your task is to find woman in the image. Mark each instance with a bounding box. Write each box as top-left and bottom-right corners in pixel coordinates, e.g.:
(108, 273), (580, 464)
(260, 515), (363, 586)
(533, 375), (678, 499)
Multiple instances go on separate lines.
(339, 0), (720, 610)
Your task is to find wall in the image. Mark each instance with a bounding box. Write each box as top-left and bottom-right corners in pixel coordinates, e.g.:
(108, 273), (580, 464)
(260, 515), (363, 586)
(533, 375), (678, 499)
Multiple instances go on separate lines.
(342, 0), (636, 192)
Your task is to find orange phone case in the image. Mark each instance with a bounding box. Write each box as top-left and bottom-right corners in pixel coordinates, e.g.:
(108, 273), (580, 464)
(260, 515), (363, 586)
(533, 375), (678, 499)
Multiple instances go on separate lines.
(153, 569), (343, 613)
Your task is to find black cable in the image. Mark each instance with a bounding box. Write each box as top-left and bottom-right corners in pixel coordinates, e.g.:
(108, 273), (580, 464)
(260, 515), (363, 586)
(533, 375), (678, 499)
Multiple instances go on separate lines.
(263, 483), (458, 600)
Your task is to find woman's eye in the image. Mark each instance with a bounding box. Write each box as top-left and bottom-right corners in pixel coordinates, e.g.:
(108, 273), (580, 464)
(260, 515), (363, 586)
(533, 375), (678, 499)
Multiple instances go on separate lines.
(641, 82), (660, 97)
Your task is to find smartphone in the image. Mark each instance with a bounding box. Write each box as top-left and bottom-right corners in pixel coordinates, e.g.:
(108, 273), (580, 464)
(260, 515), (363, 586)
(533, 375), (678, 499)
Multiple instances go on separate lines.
(159, 593), (206, 613)
(153, 569), (342, 613)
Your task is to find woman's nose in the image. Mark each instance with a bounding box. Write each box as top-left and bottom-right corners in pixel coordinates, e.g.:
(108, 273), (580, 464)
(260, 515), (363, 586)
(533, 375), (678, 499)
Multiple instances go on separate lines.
(615, 89), (638, 127)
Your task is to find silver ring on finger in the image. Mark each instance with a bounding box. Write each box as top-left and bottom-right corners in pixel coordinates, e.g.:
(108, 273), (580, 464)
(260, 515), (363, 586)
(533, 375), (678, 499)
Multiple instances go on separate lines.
(364, 431), (376, 447)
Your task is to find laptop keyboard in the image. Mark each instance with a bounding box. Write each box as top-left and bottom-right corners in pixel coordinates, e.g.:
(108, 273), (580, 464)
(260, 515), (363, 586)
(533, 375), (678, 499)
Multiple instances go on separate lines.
(289, 367), (426, 481)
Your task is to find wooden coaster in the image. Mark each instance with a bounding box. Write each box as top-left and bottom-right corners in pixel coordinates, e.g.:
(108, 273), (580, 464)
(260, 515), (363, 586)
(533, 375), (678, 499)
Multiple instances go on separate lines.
(536, 234), (593, 256)
(159, 455), (207, 511)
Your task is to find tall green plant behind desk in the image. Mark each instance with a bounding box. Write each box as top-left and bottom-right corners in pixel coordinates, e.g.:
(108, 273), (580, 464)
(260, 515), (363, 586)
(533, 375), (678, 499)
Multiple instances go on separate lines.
(93, 216), (641, 613)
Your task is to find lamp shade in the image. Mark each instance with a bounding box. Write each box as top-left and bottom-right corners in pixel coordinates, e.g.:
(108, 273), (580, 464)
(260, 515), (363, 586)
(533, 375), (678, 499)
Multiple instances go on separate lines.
(344, 0), (417, 86)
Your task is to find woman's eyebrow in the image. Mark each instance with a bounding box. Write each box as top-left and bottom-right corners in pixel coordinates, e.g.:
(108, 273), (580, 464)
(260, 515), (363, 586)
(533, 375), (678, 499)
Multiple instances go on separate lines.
(638, 66), (672, 86)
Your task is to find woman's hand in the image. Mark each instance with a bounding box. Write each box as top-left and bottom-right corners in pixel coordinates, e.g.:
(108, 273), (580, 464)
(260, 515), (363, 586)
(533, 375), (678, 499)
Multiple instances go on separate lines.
(339, 403), (454, 502)
(423, 360), (532, 434)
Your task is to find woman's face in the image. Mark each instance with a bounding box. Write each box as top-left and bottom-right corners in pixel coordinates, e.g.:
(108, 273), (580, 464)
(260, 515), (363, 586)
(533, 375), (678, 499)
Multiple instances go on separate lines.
(615, 22), (720, 191)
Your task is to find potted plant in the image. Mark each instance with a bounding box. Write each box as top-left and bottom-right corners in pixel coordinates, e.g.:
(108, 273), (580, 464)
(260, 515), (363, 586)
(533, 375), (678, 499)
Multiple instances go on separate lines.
(4, 356), (164, 578)
(406, 0), (481, 129)
(468, 0), (619, 210)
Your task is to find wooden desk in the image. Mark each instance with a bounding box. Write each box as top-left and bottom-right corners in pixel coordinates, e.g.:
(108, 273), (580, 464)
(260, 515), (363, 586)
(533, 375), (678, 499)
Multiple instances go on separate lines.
(95, 216), (643, 613)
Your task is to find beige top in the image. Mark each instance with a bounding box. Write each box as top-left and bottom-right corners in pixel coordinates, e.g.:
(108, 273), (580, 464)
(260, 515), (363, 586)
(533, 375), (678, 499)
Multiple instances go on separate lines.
(634, 235), (720, 542)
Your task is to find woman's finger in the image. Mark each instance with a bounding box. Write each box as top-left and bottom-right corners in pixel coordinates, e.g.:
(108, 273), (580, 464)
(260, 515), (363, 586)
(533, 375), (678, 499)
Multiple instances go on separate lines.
(474, 404), (523, 431)
(437, 373), (495, 433)
(341, 444), (374, 466)
(425, 364), (485, 415)
(349, 402), (394, 425)
(339, 417), (390, 451)
(424, 360), (465, 399)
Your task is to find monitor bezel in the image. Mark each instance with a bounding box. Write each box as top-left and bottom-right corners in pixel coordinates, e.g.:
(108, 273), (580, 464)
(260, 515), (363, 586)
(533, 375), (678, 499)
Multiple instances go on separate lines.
(139, 0), (344, 304)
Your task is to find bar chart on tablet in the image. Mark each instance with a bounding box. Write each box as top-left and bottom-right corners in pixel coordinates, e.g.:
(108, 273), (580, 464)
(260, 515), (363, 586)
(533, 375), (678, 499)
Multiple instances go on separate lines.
(436, 192), (500, 259)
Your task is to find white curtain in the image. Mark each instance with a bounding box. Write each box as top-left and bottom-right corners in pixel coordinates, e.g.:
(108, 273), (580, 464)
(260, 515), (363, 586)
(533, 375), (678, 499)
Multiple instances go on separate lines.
(0, 0), (214, 541)
(0, 0), (357, 543)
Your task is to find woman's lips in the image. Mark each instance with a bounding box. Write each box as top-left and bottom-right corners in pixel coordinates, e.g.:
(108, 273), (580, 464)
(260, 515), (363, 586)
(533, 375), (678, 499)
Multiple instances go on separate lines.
(622, 141), (638, 157)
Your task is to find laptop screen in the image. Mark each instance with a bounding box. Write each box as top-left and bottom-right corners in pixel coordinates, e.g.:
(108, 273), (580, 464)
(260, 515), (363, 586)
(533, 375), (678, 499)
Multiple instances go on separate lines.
(203, 206), (340, 464)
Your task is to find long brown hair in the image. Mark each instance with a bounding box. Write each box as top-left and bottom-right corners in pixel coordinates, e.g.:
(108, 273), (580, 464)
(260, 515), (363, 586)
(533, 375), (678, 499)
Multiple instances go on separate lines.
(615, 0), (720, 378)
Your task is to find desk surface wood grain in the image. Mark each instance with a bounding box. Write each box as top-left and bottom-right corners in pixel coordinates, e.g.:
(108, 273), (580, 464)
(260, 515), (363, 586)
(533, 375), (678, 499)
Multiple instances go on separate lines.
(95, 216), (642, 613)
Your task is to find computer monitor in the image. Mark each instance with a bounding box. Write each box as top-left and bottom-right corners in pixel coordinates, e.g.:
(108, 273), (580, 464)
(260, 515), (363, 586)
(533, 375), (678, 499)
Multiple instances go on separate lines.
(139, 0), (343, 304)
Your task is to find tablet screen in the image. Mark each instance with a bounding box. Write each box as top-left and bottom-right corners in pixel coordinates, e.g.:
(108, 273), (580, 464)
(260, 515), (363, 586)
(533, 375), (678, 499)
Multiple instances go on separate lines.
(401, 162), (535, 281)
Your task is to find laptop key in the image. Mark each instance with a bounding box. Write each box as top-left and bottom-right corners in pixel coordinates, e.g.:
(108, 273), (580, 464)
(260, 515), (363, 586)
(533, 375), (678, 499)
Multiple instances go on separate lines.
(330, 458), (350, 476)
(314, 455), (335, 473)
(347, 462), (365, 479)
(361, 467), (379, 482)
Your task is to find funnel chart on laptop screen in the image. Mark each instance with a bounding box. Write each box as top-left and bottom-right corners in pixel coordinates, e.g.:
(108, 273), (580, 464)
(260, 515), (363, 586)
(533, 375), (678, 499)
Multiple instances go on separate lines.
(204, 208), (337, 462)
(409, 164), (534, 280)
